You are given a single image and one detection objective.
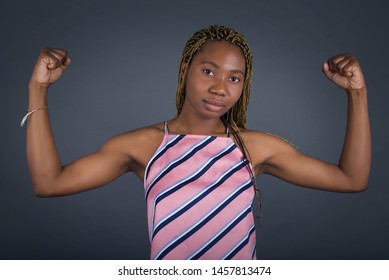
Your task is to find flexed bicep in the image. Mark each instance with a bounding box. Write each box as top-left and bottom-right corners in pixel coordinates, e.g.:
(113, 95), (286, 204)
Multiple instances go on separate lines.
(32, 135), (132, 197)
(261, 135), (363, 193)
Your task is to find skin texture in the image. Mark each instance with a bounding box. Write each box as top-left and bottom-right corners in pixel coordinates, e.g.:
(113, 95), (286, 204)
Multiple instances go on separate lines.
(26, 42), (370, 197)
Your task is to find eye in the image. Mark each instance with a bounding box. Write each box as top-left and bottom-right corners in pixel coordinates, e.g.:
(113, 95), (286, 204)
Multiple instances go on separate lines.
(203, 69), (214, 76)
(230, 76), (241, 83)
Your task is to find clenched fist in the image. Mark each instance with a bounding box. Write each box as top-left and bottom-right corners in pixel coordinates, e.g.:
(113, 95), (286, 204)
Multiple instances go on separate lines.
(30, 47), (71, 87)
(322, 53), (366, 92)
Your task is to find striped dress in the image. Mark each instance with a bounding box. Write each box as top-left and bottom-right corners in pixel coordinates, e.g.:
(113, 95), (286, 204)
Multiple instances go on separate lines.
(144, 122), (256, 260)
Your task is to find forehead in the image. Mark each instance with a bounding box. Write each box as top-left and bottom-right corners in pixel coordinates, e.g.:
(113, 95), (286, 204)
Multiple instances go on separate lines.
(192, 40), (246, 71)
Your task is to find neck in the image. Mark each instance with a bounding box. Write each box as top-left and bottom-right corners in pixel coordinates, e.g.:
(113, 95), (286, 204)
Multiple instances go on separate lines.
(170, 112), (227, 135)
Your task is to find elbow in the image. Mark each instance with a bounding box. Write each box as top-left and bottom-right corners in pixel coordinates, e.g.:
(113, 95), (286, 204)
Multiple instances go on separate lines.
(33, 186), (55, 197)
(351, 183), (368, 193)
(30, 172), (65, 197)
(350, 173), (370, 193)
(335, 169), (370, 193)
(344, 180), (369, 193)
(29, 167), (66, 197)
(32, 181), (58, 197)
(34, 191), (54, 198)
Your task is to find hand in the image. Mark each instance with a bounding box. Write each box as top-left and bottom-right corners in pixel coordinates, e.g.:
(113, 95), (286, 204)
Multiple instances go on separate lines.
(30, 47), (71, 87)
(322, 53), (366, 92)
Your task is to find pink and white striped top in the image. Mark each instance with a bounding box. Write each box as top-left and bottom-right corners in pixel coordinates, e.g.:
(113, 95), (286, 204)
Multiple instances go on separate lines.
(144, 122), (256, 260)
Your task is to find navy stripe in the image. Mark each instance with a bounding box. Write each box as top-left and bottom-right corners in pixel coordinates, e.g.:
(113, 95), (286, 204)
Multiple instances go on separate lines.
(189, 207), (251, 260)
(155, 179), (253, 259)
(145, 135), (185, 180)
(146, 136), (216, 199)
(152, 159), (247, 239)
(154, 144), (236, 206)
(150, 144), (236, 239)
(224, 226), (256, 260)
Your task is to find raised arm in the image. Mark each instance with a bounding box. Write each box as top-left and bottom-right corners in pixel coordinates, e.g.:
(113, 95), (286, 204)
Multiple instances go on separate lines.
(26, 48), (132, 197)
(253, 54), (370, 192)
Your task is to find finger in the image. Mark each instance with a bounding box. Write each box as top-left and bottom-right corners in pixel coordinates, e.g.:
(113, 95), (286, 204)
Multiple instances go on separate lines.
(327, 53), (352, 64)
(42, 48), (68, 69)
(58, 57), (71, 71)
(327, 53), (352, 73)
(334, 56), (352, 76)
(51, 48), (68, 56)
(49, 52), (67, 68)
(41, 47), (65, 57)
(341, 58), (359, 77)
(52, 49), (70, 70)
(63, 56), (71, 66)
(322, 62), (333, 79)
(332, 56), (358, 78)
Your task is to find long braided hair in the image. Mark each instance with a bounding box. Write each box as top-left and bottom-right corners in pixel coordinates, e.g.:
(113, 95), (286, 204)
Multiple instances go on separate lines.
(176, 25), (261, 220)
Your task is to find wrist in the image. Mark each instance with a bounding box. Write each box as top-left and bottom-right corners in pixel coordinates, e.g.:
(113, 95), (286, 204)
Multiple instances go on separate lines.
(29, 82), (49, 109)
(29, 80), (50, 92)
(346, 86), (367, 96)
(346, 86), (368, 107)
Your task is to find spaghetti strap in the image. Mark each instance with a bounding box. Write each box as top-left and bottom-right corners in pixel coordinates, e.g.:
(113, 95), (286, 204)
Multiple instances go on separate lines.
(164, 121), (169, 136)
(226, 123), (230, 138)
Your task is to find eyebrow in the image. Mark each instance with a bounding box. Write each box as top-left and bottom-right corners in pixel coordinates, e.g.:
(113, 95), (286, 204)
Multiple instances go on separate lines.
(200, 61), (245, 76)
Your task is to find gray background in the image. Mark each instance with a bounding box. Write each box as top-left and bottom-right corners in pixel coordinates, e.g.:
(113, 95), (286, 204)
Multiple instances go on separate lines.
(1, 0), (388, 259)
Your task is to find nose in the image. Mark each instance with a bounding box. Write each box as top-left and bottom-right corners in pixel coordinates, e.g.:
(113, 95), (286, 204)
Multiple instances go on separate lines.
(209, 77), (227, 97)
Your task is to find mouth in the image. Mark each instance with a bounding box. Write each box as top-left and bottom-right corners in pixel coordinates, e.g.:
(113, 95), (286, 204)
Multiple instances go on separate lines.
(203, 99), (226, 112)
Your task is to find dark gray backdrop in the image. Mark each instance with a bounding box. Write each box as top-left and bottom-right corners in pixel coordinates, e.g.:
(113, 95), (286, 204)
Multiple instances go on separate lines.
(1, 0), (388, 259)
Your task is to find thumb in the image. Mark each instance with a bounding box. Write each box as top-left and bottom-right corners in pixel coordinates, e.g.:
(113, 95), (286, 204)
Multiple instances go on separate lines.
(322, 62), (333, 79)
(42, 56), (61, 70)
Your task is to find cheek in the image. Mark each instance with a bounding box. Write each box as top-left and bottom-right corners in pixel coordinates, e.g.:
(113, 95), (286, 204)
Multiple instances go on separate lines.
(185, 74), (207, 97)
(229, 86), (244, 103)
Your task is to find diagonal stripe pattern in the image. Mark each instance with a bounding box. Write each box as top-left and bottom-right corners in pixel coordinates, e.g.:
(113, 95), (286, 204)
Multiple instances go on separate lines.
(144, 132), (256, 260)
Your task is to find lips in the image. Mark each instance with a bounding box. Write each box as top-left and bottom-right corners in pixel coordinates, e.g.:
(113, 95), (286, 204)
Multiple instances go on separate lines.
(203, 98), (226, 112)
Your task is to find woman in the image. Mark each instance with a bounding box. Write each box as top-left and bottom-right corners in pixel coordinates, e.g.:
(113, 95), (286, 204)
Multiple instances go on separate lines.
(24, 25), (370, 259)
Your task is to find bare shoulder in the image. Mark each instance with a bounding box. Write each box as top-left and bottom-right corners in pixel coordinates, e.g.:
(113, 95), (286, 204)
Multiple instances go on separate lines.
(101, 122), (166, 179)
(239, 129), (298, 175)
(240, 129), (296, 149)
(101, 122), (164, 150)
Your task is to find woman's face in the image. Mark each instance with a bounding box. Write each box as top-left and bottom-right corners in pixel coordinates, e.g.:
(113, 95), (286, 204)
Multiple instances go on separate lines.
(182, 40), (246, 120)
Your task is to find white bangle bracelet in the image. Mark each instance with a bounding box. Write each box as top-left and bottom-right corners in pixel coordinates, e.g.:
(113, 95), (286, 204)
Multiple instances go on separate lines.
(20, 106), (49, 127)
